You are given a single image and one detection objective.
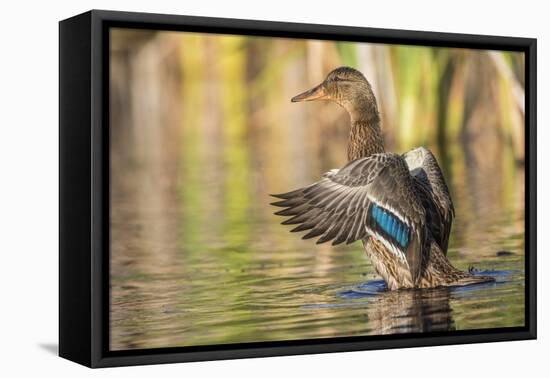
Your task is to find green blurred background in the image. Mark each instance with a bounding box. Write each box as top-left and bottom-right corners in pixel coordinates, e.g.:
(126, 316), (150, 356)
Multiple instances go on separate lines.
(109, 29), (525, 350)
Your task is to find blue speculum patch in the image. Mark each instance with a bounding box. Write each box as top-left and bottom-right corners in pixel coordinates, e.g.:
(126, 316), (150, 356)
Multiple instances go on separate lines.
(370, 203), (409, 248)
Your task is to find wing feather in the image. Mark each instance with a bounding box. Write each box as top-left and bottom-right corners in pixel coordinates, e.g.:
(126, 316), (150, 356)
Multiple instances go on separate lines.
(403, 147), (454, 253)
(272, 153), (427, 282)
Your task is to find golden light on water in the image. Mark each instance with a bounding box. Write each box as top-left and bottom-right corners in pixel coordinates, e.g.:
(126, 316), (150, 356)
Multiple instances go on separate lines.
(109, 29), (525, 350)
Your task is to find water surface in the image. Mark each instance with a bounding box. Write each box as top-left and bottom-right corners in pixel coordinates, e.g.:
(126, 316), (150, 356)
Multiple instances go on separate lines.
(110, 164), (524, 350)
(109, 30), (525, 350)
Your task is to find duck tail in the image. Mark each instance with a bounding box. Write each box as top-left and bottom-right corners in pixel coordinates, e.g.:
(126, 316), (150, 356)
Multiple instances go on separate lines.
(423, 239), (496, 288)
(453, 274), (495, 287)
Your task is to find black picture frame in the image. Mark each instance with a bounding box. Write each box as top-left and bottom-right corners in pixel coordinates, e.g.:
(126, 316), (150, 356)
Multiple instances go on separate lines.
(59, 9), (537, 368)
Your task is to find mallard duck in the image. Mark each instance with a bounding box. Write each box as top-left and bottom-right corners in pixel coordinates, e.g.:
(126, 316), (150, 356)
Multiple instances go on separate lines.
(272, 67), (493, 290)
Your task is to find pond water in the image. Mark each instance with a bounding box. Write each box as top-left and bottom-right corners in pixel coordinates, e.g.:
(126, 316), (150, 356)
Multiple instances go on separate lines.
(109, 30), (525, 351)
(110, 161), (524, 350)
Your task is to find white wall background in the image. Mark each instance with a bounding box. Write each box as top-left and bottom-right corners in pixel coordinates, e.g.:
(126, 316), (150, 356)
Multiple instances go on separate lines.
(0, 0), (546, 376)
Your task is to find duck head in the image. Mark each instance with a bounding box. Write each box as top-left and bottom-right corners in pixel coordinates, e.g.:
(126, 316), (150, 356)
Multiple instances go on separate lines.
(291, 66), (379, 124)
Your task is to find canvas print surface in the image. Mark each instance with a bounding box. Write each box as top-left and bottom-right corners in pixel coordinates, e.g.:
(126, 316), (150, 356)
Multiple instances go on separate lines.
(109, 28), (525, 351)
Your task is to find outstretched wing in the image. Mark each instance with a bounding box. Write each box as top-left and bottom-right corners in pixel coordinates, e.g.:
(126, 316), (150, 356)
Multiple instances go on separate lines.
(271, 153), (427, 282)
(403, 147), (454, 253)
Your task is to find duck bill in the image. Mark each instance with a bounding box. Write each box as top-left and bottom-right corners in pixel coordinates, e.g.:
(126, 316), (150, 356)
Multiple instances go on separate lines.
(291, 83), (329, 102)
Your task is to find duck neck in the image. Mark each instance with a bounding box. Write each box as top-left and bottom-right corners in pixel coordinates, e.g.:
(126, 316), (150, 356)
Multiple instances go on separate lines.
(347, 115), (385, 161)
(340, 84), (385, 161)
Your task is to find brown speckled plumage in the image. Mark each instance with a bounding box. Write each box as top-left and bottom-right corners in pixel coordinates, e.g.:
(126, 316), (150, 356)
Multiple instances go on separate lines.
(348, 122), (385, 161)
(366, 235), (480, 290)
(274, 66), (494, 290)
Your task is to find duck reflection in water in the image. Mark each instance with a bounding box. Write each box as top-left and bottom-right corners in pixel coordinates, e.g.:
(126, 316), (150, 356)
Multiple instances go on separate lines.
(365, 287), (454, 334)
